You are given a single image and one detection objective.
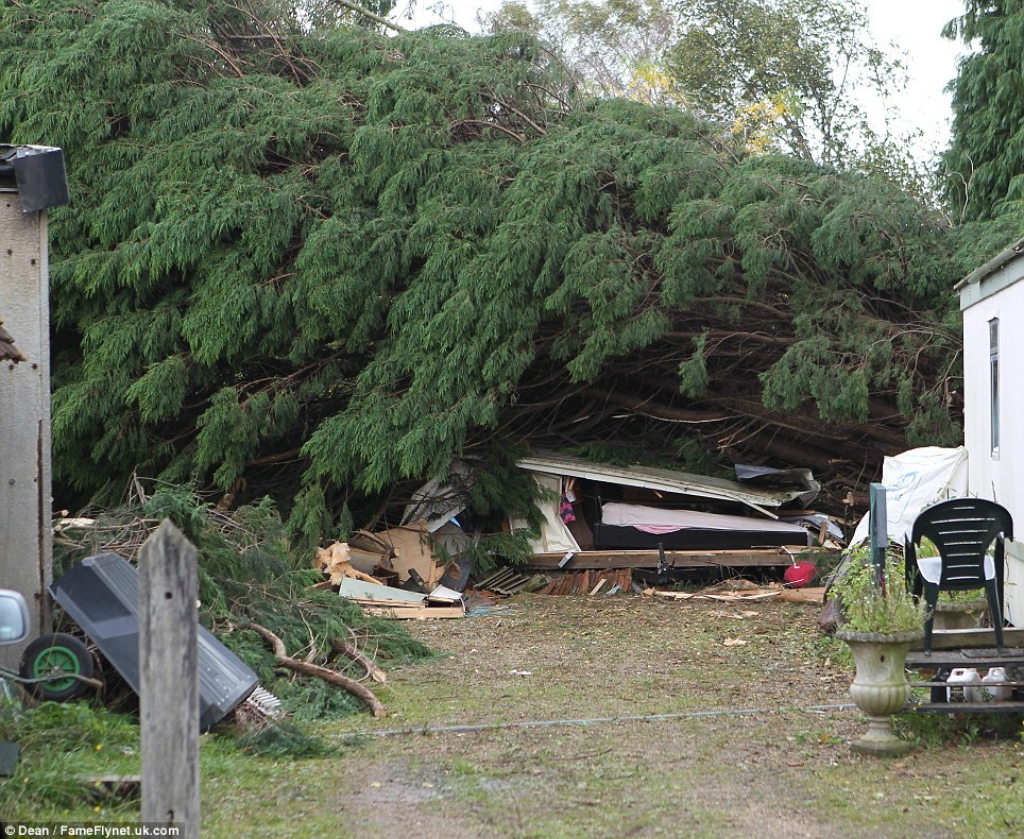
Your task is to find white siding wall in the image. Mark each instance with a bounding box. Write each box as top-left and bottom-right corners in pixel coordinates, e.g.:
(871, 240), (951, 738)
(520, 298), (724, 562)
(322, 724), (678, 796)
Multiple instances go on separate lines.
(962, 265), (1024, 624)
(962, 275), (1024, 528)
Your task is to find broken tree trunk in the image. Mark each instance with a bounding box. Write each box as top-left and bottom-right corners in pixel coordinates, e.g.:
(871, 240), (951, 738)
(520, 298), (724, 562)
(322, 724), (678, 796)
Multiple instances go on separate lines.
(245, 622), (386, 718)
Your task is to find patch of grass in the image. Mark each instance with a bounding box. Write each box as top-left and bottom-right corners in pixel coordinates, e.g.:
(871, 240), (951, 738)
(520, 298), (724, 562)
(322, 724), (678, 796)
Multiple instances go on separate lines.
(790, 728), (845, 747)
(0, 701), (140, 819)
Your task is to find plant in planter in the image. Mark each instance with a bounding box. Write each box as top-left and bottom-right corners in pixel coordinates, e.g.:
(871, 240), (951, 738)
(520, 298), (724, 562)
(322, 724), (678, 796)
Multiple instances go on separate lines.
(916, 538), (990, 630)
(831, 546), (929, 756)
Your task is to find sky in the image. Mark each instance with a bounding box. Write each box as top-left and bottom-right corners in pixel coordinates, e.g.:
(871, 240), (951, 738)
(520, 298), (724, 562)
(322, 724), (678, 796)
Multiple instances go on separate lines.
(390, 0), (969, 165)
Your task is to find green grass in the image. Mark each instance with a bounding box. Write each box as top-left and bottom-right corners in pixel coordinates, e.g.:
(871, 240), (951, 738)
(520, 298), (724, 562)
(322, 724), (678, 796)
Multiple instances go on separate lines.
(4, 596), (1024, 838)
(0, 701), (140, 820)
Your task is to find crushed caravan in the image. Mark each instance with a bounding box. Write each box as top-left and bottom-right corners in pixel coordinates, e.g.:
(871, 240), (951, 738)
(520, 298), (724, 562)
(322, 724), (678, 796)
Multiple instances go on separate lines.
(509, 453), (835, 575)
(386, 453), (839, 584)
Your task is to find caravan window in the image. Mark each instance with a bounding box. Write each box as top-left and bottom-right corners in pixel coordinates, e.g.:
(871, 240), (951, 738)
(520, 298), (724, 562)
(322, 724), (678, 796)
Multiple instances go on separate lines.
(990, 318), (1000, 456)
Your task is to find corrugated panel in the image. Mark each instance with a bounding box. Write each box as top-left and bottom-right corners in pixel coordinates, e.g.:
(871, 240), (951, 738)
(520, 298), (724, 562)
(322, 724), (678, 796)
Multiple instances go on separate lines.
(517, 453), (808, 516)
(50, 553), (258, 730)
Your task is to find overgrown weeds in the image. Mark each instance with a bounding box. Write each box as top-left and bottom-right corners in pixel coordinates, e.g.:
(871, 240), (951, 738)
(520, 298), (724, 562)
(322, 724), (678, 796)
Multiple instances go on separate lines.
(54, 481), (435, 720)
(894, 707), (1024, 749)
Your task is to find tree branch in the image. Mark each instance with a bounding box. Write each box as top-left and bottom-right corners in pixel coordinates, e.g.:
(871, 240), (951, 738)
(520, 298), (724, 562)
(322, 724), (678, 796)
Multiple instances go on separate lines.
(331, 635), (387, 684)
(242, 621), (387, 717)
(327, 0), (408, 34)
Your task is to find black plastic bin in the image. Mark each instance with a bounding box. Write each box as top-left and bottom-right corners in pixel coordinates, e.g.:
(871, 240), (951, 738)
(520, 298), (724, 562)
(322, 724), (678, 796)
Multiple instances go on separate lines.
(50, 552), (258, 730)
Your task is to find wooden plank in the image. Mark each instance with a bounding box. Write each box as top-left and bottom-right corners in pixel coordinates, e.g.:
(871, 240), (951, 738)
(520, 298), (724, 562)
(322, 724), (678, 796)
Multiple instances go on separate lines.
(139, 520), (199, 838)
(777, 586), (827, 604)
(650, 590), (698, 601)
(650, 589), (781, 603)
(702, 591), (780, 603)
(914, 701), (1024, 715)
(0, 198), (53, 671)
(361, 605), (465, 620)
(524, 547), (810, 570)
(348, 598), (423, 608)
(907, 627), (1024, 655)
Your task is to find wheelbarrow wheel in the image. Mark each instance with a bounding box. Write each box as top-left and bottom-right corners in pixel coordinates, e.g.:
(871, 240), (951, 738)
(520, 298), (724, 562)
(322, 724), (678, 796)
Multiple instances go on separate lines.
(19, 633), (95, 702)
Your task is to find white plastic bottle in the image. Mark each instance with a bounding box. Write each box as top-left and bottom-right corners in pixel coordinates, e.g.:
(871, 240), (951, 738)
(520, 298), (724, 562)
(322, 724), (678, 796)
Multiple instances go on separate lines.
(946, 667), (983, 702)
(982, 667), (1013, 701)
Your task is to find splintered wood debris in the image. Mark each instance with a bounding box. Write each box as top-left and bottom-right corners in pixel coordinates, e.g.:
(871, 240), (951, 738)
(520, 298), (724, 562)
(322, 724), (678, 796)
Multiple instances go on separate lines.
(316, 515), (826, 621)
(644, 583), (826, 604)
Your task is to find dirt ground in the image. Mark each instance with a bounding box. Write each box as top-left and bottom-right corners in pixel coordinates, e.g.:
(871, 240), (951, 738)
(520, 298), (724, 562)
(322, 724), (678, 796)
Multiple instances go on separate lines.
(202, 590), (1024, 839)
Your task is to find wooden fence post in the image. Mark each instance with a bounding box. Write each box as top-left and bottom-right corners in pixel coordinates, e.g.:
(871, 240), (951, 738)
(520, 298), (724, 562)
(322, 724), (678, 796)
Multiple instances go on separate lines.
(869, 482), (888, 590)
(140, 519), (200, 837)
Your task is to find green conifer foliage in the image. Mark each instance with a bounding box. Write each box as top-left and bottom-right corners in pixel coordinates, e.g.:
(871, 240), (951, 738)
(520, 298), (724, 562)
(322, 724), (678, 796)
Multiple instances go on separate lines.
(944, 1), (1024, 221)
(0, 1), (978, 528)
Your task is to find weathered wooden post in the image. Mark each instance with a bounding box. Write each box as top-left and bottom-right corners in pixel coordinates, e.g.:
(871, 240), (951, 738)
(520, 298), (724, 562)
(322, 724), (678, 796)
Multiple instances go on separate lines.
(139, 519), (200, 837)
(0, 145), (70, 670)
(869, 482), (888, 589)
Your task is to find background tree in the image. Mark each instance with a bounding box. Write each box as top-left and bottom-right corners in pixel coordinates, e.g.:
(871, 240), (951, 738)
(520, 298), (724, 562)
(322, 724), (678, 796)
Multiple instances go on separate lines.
(0, 0), (988, 541)
(943, 0), (1024, 222)
(487, 0), (933, 197)
(670, 0), (892, 166)
(484, 1), (687, 106)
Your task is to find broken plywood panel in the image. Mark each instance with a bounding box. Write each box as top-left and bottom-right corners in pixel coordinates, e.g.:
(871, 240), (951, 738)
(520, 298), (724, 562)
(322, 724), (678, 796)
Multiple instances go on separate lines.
(377, 520), (441, 587)
(346, 531), (393, 575)
(338, 578), (425, 604)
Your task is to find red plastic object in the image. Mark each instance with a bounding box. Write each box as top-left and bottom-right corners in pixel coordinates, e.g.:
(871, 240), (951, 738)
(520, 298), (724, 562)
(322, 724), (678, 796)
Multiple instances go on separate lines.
(784, 562), (817, 588)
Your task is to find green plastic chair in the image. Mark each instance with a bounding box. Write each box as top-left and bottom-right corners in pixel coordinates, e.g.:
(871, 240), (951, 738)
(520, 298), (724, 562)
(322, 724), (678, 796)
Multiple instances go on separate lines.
(905, 498), (1014, 655)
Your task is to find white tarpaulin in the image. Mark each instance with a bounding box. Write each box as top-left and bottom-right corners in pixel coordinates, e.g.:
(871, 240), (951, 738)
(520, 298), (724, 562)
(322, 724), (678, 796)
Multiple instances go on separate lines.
(850, 446), (969, 546)
(509, 473), (580, 554)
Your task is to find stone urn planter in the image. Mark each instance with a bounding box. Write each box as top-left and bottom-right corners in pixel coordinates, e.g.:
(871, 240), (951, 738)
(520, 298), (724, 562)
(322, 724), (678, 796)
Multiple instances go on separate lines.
(932, 598), (989, 631)
(836, 628), (925, 757)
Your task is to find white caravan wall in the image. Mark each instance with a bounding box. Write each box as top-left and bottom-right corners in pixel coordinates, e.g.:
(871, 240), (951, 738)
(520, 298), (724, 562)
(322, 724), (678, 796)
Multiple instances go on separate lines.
(962, 265), (1024, 625)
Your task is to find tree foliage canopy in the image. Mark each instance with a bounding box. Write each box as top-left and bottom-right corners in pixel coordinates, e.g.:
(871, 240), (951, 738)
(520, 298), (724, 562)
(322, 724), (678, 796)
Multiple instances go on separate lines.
(943, 0), (1024, 221)
(0, 0), (994, 536)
